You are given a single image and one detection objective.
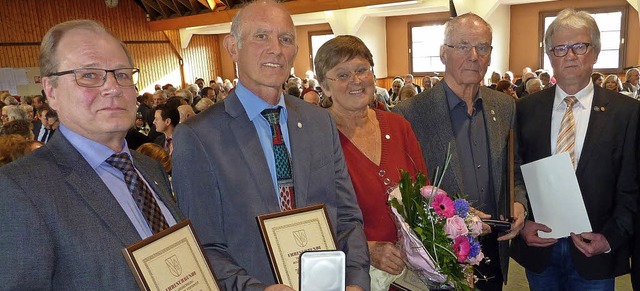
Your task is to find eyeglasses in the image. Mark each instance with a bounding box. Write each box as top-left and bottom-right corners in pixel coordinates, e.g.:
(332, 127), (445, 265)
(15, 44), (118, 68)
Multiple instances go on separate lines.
(47, 68), (140, 88)
(444, 43), (492, 56)
(549, 43), (591, 57)
(326, 66), (373, 83)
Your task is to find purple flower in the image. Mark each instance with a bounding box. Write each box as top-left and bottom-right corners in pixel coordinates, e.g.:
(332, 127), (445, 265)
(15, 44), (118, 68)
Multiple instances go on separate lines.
(431, 194), (455, 218)
(453, 199), (470, 217)
(468, 237), (481, 258)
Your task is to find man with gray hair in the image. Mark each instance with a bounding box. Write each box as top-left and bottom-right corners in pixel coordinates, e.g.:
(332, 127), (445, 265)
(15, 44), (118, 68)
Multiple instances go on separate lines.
(512, 8), (639, 290)
(0, 20), (182, 289)
(394, 13), (527, 290)
(171, 0), (369, 290)
(403, 73), (422, 93)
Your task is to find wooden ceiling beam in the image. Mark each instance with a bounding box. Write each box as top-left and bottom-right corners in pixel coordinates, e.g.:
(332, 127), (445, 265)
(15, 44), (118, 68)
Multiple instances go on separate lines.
(147, 0), (400, 31)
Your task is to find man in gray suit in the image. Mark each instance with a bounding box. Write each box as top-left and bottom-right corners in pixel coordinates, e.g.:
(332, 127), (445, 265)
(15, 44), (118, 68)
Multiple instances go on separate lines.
(171, 1), (370, 290)
(393, 13), (527, 290)
(0, 20), (182, 289)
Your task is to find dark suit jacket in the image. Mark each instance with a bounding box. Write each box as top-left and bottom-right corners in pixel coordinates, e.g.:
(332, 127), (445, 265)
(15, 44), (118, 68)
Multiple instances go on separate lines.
(393, 81), (528, 281)
(511, 85), (640, 280)
(0, 131), (183, 289)
(32, 119), (42, 138)
(172, 91), (370, 290)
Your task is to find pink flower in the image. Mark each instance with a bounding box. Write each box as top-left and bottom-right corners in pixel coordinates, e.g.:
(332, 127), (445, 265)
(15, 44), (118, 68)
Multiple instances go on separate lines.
(431, 194), (455, 218)
(444, 216), (469, 239)
(467, 252), (484, 265)
(467, 215), (483, 237)
(452, 236), (470, 263)
(420, 185), (447, 200)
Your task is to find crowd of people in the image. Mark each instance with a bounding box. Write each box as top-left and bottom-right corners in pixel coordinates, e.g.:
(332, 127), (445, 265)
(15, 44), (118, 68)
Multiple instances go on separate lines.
(0, 1), (639, 291)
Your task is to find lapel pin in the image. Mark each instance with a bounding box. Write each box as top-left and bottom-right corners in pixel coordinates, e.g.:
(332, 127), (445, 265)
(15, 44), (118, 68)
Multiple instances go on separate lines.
(492, 117), (497, 121)
(385, 134), (391, 140)
(154, 181), (158, 185)
(490, 109), (495, 115)
(600, 106), (605, 111)
(297, 122), (302, 128)
(593, 106), (600, 111)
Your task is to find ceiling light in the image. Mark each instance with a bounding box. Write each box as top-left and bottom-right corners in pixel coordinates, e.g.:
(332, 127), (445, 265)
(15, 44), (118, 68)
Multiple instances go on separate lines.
(367, 1), (419, 9)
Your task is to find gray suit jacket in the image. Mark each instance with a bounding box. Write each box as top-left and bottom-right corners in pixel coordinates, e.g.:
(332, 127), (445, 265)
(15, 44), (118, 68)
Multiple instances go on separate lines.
(393, 81), (528, 281)
(172, 91), (370, 290)
(0, 131), (182, 290)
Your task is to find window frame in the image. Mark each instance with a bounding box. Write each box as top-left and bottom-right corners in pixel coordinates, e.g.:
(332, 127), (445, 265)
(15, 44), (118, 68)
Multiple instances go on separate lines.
(538, 6), (628, 74)
(307, 30), (334, 73)
(408, 19), (448, 76)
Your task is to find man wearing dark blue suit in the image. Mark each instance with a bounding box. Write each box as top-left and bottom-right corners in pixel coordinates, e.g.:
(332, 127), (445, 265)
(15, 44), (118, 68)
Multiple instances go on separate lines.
(0, 20), (182, 289)
(511, 9), (639, 290)
(171, 1), (370, 290)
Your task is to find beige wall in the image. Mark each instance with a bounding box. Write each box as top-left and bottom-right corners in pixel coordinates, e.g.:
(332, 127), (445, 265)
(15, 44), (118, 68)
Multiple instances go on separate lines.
(510, 0), (639, 77)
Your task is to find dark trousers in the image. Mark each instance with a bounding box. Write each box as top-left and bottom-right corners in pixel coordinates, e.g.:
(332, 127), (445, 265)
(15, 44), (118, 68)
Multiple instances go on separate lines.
(474, 232), (504, 291)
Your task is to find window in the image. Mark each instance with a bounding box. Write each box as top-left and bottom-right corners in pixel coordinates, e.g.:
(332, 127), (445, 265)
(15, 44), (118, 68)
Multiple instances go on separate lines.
(409, 21), (446, 74)
(540, 7), (627, 74)
(308, 30), (334, 73)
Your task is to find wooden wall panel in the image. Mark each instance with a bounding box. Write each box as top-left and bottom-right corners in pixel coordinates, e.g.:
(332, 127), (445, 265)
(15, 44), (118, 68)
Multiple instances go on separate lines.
(0, 0), (223, 94)
(182, 35), (220, 85)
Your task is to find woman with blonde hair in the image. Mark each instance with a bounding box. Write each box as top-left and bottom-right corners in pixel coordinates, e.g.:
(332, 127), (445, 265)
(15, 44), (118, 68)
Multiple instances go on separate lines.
(603, 74), (623, 92)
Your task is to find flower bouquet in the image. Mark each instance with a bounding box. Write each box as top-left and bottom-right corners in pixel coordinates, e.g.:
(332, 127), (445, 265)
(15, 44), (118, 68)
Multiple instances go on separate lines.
(388, 156), (484, 290)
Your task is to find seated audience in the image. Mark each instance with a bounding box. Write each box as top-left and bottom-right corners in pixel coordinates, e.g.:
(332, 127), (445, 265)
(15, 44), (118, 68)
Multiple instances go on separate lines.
(591, 72), (605, 87)
(2, 119), (34, 139)
(603, 74), (623, 92)
(496, 79), (517, 99)
(194, 98), (214, 113)
(137, 143), (172, 174)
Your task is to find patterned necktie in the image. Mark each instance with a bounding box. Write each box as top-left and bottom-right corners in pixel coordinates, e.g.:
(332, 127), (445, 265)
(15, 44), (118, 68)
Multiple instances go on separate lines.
(106, 153), (169, 233)
(556, 96), (578, 168)
(261, 107), (295, 211)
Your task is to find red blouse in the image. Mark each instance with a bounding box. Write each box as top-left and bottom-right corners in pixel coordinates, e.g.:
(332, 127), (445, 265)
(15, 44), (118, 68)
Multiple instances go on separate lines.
(339, 109), (427, 243)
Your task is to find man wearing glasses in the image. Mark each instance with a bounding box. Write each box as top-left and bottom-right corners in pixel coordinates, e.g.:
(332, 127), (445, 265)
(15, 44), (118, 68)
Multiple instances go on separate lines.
(0, 20), (182, 289)
(511, 9), (639, 290)
(394, 13), (528, 290)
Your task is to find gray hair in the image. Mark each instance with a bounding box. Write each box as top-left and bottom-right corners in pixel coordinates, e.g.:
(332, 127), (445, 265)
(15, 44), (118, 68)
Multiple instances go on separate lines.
(175, 89), (194, 105)
(625, 68), (639, 82)
(229, 0), (291, 49)
(195, 98), (214, 112)
(444, 13), (492, 45)
(525, 78), (542, 92)
(39, 19), (134, 86)
(544, 8), (601, 56)
(6, 105), (27, 122)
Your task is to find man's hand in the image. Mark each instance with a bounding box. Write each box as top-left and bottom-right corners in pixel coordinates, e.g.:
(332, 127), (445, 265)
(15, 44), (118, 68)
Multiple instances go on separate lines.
(265, 284), (295, 291)
(520, 220), (557, 247)
(498, 202), (526, 241)
(570, 232), (611, 257)
(471, 207), (492, 235)
(367, 241), (405, 275)
(346, 286), (365, 291)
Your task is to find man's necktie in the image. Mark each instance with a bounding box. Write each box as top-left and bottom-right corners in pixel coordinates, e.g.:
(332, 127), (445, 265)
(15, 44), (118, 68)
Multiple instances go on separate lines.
(166, 137), (173, 154)
(261, 107), (295, 211)
(556, 96), (578, 168)
(106, 153), (169, 233)
(40, 129), (49, 142)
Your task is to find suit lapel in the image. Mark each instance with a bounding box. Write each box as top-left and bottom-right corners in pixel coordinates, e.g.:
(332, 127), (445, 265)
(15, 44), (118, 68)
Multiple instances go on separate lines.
(131, 151), (184, 221)
(225, 92), (282, 213)
(429, 85), (465, 194)
(285, 97), (310, 207)
(576, 87), (611, 175)
(47, 133), (141, 245)
(481, 91), (505, 206)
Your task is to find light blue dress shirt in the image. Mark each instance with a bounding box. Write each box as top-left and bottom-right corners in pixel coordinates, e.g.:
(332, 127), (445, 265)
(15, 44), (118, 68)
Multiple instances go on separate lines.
(59, 124), (177, 239)
(235, 81), (292, 203)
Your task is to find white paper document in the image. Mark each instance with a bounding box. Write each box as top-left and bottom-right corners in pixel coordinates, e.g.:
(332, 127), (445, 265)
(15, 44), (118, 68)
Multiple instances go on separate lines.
(520, 152), (592, 239)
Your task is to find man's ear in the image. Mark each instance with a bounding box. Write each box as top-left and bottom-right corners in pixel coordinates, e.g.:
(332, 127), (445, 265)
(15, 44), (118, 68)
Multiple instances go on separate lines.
(42, 77), (58, 111)
(439, 45), (447, 65)
(224, 35), (239, 63)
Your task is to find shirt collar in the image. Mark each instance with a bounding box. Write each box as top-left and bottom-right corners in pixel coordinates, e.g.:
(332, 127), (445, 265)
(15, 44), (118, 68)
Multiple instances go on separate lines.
(443, 80), (483, 112)
(58, 124), (131, 170)
(235, 81), (288, 122)
(554, 80), (594, 110)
